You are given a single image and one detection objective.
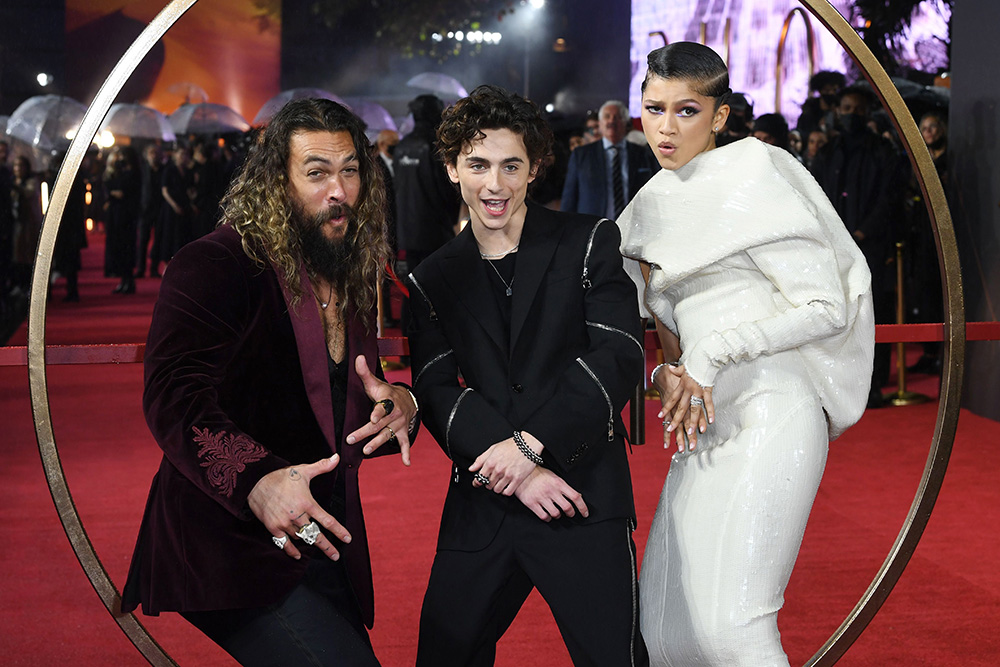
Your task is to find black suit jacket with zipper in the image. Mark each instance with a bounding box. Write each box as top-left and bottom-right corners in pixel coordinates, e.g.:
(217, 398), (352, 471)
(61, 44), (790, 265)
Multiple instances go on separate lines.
(407, 204), (644, 552)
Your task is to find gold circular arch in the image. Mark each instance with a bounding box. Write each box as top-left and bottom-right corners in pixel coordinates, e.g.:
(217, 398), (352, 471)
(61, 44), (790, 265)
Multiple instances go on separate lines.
(775, 8), (819, 113)
(26, 1), (963, 665)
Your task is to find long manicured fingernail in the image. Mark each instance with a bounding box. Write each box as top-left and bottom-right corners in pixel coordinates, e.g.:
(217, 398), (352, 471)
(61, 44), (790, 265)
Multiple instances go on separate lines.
(687, 426), (694, 435)
(700, 425), (706, 433)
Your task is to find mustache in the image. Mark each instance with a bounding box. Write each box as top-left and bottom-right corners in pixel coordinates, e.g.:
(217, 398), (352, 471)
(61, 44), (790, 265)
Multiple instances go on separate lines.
(301, 203), (355, 230)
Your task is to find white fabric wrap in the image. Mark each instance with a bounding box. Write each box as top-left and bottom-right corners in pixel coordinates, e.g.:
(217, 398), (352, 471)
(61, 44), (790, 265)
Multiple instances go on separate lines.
(616, 138), (875, 440)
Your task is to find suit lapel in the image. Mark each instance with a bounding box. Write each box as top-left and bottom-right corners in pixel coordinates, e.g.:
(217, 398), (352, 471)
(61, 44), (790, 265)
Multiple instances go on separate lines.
(510, 205), (560, 352)
(276, 261), (339, 455)
(440, 227), (507, 354)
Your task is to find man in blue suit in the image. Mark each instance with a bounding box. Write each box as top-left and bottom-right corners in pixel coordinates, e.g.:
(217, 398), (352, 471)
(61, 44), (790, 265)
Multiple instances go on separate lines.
(561, 100), (660, 217)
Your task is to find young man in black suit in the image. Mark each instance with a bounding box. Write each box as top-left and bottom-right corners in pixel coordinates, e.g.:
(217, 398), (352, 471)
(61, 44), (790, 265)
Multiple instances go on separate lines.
(407, 84), (649, 666)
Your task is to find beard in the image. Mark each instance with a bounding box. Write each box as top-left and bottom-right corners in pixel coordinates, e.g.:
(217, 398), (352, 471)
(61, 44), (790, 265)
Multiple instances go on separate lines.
(292, 200), (358, 287)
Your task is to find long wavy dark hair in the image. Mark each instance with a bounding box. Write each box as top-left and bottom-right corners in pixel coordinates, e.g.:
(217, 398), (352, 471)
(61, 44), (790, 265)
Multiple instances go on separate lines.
(220, 98), (389, 326)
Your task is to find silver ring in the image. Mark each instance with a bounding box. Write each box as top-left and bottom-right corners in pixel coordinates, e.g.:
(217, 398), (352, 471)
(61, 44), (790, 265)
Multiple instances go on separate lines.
(295, 521), (321, 545)
(662, 418), (671, 426)
(272, 535), (288, 550)
(690, 396), (705, 408)
(474, 472), (491, 486)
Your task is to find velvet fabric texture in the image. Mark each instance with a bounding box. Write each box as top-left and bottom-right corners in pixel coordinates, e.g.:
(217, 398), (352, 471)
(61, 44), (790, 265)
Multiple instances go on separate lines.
(122, 224), (392, 628)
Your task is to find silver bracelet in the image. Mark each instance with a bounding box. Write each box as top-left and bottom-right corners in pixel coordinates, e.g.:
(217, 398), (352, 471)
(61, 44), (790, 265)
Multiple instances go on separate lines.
(513, 431), (544, 466)
(403, 387), (420, 432)
(649, 361), (680, 386)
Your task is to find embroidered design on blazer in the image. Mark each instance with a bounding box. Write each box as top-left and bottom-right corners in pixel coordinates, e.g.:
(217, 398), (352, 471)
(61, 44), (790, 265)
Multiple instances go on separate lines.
(192, 426), (268, 497)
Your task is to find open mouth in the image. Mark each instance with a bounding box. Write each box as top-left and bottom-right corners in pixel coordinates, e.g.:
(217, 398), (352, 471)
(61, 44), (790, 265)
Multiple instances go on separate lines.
(482, 199), (509, 216)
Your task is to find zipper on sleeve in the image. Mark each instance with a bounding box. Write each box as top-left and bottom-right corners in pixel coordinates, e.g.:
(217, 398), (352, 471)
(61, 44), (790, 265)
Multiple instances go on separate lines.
(576, 358), (614, 441)
(580, 218), (607, 289)
(408, 273), (438, 321)
(586, 320), (643, 356)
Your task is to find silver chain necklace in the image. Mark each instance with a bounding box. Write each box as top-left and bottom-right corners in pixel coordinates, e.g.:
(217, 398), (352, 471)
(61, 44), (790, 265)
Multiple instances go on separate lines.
(479, 243), (519, 259)
(485, 258), (514, 297)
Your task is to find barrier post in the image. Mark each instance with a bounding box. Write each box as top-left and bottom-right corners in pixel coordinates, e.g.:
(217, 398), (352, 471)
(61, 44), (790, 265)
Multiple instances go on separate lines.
(887, 241), (930, 406)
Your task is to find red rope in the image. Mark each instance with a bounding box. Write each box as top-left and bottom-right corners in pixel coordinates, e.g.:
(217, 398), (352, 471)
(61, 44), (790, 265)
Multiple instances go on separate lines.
(387, 261), (409, 298)
(4, 322), (1000, 368)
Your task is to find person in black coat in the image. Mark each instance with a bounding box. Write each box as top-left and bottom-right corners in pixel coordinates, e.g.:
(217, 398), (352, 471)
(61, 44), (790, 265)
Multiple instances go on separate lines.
(408, 84), (648, 666)
(810, 85), (901, 407)
(103, 146), (141, 294)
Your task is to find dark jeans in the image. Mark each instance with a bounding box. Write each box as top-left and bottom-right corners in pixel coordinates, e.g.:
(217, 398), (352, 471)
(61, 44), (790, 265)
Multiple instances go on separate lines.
(182, 558), (380, 667)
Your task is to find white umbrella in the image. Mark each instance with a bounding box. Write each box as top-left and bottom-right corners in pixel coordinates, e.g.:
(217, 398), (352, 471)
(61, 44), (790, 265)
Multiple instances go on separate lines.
(99, 103), (176, 141)
(6, 95), (88, 152)
(253, 88), (349, 126)
(167, 81), (209, 105)
(342, 98), (397, 133)
(169, 103), (250, 136)
(406, 73), (468, 101)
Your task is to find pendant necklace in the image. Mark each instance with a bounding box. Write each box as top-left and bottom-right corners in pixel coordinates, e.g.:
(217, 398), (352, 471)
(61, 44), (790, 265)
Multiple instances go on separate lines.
(486, 258), (514, 297)
(311, 280), (336, 310)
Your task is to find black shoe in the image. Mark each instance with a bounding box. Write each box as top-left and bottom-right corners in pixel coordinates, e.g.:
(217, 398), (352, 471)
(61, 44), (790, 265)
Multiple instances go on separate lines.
(112, 282), (125, 294)
(867, 388), (885, 409)
(121, 279), (136, 294)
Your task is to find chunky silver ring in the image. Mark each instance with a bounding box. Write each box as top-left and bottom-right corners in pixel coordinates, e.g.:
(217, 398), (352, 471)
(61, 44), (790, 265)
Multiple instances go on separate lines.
(474, 472), (491, 486)
(662, 419), (671, 426)
(272, 535), (288, 550)
(296, 521), (321, 545)
(690, 396), (705, 408)
(377, 398), (394, 416)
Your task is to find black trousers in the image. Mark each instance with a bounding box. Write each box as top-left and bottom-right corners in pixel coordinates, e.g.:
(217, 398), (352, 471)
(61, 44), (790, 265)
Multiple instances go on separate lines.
(416, 513), (649, 667)
(181, 558), (379, 667)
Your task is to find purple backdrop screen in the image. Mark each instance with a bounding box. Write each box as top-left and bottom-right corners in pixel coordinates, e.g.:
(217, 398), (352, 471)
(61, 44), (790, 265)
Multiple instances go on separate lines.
(629, 0), (950, 125)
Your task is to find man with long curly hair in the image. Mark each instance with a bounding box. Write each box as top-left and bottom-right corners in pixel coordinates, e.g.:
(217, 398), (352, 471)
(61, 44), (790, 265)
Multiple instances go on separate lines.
(122, 99), (418, 666)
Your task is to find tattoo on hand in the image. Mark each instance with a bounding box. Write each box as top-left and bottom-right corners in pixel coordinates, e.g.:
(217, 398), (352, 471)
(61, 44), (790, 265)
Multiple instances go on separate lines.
(289, 469), (301, 480)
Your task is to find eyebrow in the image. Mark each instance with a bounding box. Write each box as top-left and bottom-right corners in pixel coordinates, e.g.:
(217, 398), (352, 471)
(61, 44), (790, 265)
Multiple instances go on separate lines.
(643, 97), (704, 106)
(302, 152), (358, 166)
(465, 155), (524, 165)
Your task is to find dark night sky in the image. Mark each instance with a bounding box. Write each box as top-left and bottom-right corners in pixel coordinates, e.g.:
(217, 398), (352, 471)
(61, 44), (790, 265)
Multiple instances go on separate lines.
(281, 0), (633, 120)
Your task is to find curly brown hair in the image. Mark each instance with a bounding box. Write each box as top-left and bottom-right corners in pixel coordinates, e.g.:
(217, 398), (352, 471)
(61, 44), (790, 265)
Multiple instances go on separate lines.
(436, 84), (553, 179)
(220, 98), (389, 325)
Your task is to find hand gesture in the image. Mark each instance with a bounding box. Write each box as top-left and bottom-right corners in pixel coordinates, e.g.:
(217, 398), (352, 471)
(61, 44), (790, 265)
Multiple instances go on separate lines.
(653, 363), (714, 452)
(514, 468), (589, 522)
(345, 355), (417, 465)
(469, 434), (539, 496)
(248, 454), (351, 561)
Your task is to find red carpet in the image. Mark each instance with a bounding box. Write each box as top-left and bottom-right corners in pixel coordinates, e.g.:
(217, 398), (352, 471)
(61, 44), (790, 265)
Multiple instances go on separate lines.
(2, 231), (997, 665)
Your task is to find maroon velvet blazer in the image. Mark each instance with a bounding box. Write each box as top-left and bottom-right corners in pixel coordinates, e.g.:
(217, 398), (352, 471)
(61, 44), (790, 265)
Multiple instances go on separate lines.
(121, 224), (390, 628)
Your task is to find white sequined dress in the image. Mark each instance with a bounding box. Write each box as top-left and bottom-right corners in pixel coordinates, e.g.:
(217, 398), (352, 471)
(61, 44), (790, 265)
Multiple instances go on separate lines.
(616, 138), (874, 666)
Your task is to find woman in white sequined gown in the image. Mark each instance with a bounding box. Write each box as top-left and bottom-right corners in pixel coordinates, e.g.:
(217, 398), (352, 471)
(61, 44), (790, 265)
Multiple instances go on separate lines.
(616, 43), (874, 666)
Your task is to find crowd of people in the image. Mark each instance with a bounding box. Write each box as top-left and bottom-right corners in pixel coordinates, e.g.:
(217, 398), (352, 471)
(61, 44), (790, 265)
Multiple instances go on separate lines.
(0, 136), (242, 334)
(2, 44), (949, 665)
